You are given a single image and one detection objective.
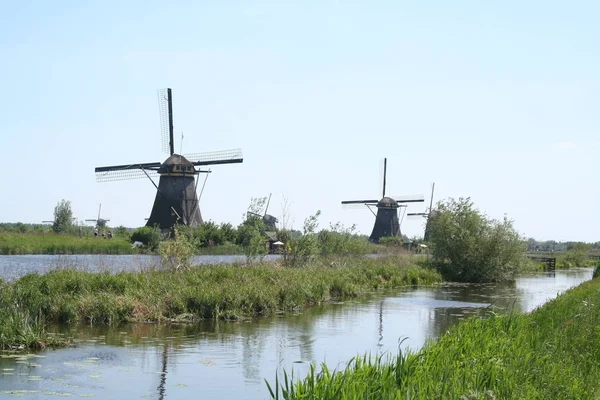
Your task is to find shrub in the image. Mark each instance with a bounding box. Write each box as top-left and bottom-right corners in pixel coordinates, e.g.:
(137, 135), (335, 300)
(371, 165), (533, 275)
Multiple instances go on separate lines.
(427, 197), (526, 283)
(130, 226), (162, 250)
(158, 226), (194, 271)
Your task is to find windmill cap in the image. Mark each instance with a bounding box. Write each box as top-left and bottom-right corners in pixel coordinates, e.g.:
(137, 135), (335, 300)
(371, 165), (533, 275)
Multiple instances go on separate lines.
(377, 197), (400, 208)
(158, 154), (195, 174)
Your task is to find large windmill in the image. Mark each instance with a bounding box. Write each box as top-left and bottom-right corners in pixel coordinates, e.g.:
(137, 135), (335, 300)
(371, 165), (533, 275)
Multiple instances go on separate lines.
(341, 158), (424, 243)
(94, 88), (243, 231)
(85, 204), (110, 228)
(407, 182), (436, 240)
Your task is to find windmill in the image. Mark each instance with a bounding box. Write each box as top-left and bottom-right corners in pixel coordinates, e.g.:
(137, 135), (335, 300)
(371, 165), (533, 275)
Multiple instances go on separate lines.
(85, 204), (110, 228)
(94, 88), (243, 231)
(407, 182), (436, 240)
(247, 193), (278, 231)
(341, 158), (424, 243)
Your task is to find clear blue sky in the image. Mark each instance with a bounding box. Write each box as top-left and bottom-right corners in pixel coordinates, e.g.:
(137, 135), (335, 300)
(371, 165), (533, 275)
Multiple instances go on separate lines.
(1, 1), (598, 242)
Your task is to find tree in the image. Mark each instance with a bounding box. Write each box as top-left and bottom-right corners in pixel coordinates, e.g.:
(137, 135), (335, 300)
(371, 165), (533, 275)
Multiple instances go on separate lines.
(427, 197), (526, 283)
(238, 197), (269, 264)
(52, 199), (73, 234)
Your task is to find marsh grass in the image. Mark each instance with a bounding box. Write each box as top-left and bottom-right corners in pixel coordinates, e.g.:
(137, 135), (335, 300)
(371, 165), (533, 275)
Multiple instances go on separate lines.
(0, 256), (440, 349)
(268, 276), (600, 399)
(0, 233), (134, 255)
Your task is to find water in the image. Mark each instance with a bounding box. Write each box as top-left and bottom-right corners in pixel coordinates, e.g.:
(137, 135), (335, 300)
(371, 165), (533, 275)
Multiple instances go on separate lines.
(0, 254), (282, 282)
(0, 267), (593, 399)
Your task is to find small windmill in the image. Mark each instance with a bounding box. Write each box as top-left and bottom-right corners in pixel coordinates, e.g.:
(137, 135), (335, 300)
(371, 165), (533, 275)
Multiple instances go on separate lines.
(407, 182), (436, 240)
(247, 193), (278, 231)
(341, 158), (424, 243)
(94, 88), (243, 231)
(85, 204), (110, 228)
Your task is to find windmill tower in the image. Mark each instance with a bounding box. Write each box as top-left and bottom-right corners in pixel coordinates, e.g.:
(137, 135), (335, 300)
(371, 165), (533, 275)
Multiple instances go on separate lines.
(407, 183), (436, 240)
(341, 158), (424, 243)
(94, 89), (243, 231)
(85, 204), (110, 228)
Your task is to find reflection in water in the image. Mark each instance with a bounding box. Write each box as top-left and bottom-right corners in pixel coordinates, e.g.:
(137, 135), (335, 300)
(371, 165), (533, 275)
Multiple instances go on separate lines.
(157, 343), (168, 400)
(0, 268), (592, 400)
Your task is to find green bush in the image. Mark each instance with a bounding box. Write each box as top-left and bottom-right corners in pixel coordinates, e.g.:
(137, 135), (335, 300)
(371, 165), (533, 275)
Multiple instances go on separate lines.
(428, 197), (526, 283)
(130, 226), (162, 250)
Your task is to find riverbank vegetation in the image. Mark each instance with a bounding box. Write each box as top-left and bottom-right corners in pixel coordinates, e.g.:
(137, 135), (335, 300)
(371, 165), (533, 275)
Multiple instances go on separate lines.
(426, 197), (528, 283)
(0, 233), (134, 255)
(267, 274), (600, 399)
(0, 256), (441, 350)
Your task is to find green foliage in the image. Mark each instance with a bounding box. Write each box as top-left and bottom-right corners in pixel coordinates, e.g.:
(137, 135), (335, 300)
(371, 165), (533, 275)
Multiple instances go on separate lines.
(284, 211), (322, 267)
(269, 278), (600, 400)
(427, 197), (526, 283)
(558, 243), (594, 268)
(593, 266), (600, 279)
(379, 236), (404, 246)
(130, 226), (162, 251)
(0, 233), (134, 255)
(158, 226), (194, 271)
(237, 198), (269, 263)
(52, 199), (73, 234)
(317, 222), (371, 256)
(0, 256), (441, 348)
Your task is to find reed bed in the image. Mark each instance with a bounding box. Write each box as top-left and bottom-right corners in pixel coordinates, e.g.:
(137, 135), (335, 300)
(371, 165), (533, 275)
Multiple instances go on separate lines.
(0, 256), (440, 349)
(0, 233), (135, 255)
(267, 276), (600, 399)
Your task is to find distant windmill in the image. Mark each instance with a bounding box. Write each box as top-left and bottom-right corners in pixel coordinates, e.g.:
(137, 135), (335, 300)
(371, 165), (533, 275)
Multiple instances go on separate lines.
(85, 204), (110, 228)
(94, 88), (243, 231)
(341, 158), (424, 243)
(407, 182), (436, 240)
(247, 193), (278, 231)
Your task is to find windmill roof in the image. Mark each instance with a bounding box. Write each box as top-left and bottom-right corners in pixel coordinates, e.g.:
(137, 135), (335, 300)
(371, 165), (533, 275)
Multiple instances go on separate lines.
(377, 196), (400, 209)
(158, 154), (195, 174)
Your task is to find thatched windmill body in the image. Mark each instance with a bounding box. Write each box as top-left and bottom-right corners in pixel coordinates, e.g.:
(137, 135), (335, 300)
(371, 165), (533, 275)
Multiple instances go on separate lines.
(94, 89), (243, 231)
(341, 158), (424, 243)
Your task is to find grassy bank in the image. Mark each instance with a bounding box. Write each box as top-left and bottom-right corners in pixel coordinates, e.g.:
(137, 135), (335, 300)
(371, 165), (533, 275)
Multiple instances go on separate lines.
(268, 275), (600, 399)
(0, 256), (441, 350)
(0, 233), (135, 255)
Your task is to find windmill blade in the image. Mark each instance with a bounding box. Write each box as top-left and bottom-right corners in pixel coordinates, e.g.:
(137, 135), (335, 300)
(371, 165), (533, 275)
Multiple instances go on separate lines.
(95, 161), (161, 182)
(407, 212), (427, 216)
(376, 158), (387, 198)
(342, 203), (371, 210)
(95, 168), (159, 182)
(84, 219), (97, 222)
(97, 204), (102, 221)
(391, 194), (425, 203)
(341, 199), (379, 205)
(407, 214), (426, 220)
(158, 88), (174, 155)
(185, 148), (244, 166)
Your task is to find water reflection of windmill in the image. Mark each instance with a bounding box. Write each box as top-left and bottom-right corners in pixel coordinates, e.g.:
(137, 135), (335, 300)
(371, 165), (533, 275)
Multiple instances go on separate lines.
(94, 88), (243, 231)
(85, 204), (110, 228)
(407, 183), (436, 240)
(341, 158), (425, 243)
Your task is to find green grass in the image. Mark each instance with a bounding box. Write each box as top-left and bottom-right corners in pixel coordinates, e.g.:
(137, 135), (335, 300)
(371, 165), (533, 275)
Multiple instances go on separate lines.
(0, 233), (136, 255)
(0, 256), (441, 350)
(267, 275), (600, 399)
